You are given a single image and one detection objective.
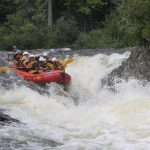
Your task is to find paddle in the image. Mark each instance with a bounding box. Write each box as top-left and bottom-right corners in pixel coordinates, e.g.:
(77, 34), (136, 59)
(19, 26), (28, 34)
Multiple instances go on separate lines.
(0, 66), (11, 72)
(62, 57), (73, 68)
(0, 65), (24, 72)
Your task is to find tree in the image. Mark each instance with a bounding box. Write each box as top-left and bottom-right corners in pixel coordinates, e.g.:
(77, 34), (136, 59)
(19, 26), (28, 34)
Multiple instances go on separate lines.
(63, 0), (104, 31)
(119, 0), (150, 47)
(48, 0), (52, 26)
(0, 0), (18, 24)
(0, 0), (48, 50)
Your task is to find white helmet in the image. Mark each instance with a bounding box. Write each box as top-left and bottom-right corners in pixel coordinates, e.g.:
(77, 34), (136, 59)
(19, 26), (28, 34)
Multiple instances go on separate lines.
(39, 57), (43, 61)
(30, 54), (35, 58)
(43, 52), (48, 57)
(23, 51), (29, 55)
(39, 57), (46, 61)
(42, 58), (46, 61)
(52, 57), (57, 61)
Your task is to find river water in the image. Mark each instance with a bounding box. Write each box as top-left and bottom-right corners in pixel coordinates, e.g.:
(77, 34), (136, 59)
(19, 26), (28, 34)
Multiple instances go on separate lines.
(0, 49), (150, 150)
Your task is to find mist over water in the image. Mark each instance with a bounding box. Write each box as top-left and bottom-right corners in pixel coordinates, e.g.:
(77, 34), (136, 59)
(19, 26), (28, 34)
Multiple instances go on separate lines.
(0, 51), (150, 150)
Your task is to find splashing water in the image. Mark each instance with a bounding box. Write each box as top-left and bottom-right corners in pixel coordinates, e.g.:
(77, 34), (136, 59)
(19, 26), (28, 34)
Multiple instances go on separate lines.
(0, 51), (150, 150)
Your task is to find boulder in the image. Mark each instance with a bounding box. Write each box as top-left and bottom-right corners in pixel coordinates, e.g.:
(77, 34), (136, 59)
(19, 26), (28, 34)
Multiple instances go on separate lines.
(0, 110), (19, 125)
(102, 47), (150, 87)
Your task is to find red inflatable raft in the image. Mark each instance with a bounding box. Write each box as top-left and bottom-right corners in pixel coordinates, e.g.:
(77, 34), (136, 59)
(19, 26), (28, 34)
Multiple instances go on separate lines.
(14, 69), (71, 85)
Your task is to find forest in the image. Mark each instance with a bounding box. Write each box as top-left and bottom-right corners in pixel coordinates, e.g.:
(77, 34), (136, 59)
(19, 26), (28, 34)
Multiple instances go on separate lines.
(0, 0), (149, 50)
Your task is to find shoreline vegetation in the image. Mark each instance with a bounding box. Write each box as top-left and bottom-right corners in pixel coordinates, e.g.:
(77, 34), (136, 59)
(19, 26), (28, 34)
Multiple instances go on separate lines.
(0, 0), (149, 51)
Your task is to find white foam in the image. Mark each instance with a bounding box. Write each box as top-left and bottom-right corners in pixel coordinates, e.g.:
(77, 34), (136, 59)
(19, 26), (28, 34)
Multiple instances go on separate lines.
(0, 51), (150, 149)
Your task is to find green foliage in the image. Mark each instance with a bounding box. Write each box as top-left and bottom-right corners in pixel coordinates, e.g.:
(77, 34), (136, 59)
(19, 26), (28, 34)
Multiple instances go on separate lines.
(104, 14), (137, 47)
(73, 29), (123, 49)
(0, 22), (48, 50)
(0, 0), (149, 50)
(142, 24), (150, 40)
(46, 17), (79, 48)
(119, 0), (150, 46)
(63, 0), (103, 14)
(0, 0), (18, 24)
(0, 0), (48, 50)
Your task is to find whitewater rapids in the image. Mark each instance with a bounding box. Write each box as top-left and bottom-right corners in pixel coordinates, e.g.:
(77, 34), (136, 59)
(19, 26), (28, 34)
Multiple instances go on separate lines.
(0, 51), (150, 149)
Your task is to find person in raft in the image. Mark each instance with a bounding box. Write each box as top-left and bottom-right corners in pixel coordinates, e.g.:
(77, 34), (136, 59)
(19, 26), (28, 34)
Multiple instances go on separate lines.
(13, 52), (66, 73)
(13, 50), (22, 66)
(13, 45), (17, 52)
(20, 52), (30, 68)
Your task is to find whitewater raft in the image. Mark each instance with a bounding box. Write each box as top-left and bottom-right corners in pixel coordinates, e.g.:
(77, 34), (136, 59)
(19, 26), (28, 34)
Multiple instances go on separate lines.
(14, 68), (71, 85)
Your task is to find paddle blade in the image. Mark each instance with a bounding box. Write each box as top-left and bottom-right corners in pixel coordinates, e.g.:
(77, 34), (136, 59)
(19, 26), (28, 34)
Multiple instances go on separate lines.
(62, 57), (73, 67)
(0, 67), (10, 72)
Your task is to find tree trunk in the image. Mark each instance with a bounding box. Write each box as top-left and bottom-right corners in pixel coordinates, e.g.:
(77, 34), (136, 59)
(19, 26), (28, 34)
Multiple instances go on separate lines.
(48, 0), (52, 26)
(90, 12), (93, 30)
(83, 15), (87, 32)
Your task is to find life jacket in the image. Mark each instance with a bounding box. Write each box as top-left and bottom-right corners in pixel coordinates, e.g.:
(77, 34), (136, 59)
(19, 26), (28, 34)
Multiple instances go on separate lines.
(53, 61), (62, 69)
(46, 62), (54, 70)
(27, 60), (37, 69)
(30, 61), (39, 70)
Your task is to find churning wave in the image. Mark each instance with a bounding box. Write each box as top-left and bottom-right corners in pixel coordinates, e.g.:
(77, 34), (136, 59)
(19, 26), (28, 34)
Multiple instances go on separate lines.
(0, 51), (150, 150)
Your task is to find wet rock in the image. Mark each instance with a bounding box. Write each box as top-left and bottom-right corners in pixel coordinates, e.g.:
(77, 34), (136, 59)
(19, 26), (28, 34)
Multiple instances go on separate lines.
(0, 110), (19, 125)
(102, 47), (150, 87)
